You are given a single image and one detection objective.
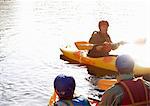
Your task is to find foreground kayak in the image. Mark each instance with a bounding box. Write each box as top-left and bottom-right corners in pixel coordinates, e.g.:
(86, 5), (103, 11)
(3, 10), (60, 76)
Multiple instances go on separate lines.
(48, 91), (101, 106)
(60, 47), (150, 76)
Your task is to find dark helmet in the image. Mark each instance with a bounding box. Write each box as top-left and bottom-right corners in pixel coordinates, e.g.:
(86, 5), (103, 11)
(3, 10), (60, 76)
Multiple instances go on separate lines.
(54, 74), (76, 99)
(99, 20), (109, 28)
(115, 55), (134, 74)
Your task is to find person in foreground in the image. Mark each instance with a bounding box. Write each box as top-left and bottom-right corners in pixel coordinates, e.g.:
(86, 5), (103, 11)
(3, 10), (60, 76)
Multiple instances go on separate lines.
(100, 55), (150, 106)
(87, 20), (123, 58)
(52, 74), (91, 106)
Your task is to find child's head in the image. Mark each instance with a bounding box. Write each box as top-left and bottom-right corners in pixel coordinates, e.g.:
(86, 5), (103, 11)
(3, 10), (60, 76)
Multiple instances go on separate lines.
(54, 74), (76, 99)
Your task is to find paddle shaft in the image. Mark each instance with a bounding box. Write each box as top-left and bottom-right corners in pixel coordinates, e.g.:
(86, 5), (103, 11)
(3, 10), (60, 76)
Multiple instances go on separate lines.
(75, 38), (146, 50)
(75, 41), (125, 50)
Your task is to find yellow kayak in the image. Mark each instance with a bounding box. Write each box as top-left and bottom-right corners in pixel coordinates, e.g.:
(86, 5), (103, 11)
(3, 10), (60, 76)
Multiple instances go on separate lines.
(60, 47), (150, 76)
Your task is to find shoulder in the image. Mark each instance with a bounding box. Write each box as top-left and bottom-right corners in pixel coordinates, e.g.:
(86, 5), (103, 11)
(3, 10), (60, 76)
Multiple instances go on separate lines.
(74, 95), (88, 101)
(92, 31), (99, 34)
(54, 96), (90, 106)
(73, 95), (90, 101)
(72, 96), (91, 106)
(102, 84), (123, 98)
(92, 31), (99, 36)
(107, 84), (123, 92)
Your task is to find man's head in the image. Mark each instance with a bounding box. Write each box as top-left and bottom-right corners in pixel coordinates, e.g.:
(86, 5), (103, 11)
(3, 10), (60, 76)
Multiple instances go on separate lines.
(54, 74), (76, 99)
(98, 20), (109, 32)
(115, 55), (134, 74)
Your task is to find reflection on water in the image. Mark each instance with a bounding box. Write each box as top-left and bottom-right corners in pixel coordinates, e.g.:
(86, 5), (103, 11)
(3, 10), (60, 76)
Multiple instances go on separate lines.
(0, 0), (150, 106)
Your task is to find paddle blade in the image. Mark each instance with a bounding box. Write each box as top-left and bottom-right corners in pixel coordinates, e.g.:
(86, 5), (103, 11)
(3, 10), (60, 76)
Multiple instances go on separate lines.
(49, 91), (57, 106)
(75, 41), (93, 50)
(97, 79), (117, 90)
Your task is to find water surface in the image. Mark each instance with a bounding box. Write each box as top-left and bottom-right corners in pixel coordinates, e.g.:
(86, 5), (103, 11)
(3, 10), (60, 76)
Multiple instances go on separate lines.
(0, 0), (150, 106)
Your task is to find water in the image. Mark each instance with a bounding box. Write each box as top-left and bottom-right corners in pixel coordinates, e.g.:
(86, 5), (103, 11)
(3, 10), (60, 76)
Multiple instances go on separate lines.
(0, 0), (150, 106)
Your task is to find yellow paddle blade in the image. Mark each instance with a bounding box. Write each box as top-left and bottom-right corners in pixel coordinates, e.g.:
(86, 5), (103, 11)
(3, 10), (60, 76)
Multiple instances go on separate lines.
(97, 79), (117, 90)
(75, 41), (94, 50)
(49, 91), (57, 106)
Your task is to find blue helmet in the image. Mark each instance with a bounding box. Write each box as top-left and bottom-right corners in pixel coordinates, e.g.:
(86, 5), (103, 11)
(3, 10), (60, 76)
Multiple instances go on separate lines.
(54, 74), (75, 99)
(115, 55), (134, 73)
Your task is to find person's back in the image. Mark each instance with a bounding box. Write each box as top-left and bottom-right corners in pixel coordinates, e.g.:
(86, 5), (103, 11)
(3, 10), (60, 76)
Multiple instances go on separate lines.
(100, 55), (150, 106)
(53, 74), (91, 106)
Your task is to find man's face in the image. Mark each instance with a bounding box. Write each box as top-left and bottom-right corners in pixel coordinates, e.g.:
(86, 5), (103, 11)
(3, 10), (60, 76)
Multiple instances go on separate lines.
(100, 24), (108, 33)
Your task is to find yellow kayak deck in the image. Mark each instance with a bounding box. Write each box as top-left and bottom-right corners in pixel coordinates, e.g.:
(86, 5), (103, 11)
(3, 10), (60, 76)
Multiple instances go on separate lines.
(60, 47), (150, 76)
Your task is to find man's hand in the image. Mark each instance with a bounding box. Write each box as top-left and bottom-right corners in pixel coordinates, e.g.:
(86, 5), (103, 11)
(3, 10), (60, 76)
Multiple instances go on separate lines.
(95, 42), (112, 52)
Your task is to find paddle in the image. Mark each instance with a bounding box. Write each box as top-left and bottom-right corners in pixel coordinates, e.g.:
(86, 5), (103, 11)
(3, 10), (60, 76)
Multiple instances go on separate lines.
(48, 91), (57, 106)
(75, 41), (125, 50)
(97, 79), (117, 90)
(75, 41), (94, 50)
(75, 38), (146, 50)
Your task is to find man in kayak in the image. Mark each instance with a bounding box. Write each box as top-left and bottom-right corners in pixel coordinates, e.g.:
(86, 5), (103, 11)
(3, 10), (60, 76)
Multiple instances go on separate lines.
(87, 20), (122, 58)
(52, 74), (91, 106)
(100, 55), (150, 106)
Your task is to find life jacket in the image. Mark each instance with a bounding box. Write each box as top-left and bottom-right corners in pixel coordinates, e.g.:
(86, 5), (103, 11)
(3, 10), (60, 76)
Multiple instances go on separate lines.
(53, 96), (91, 106)
(88, 31), (112, 57)
(118, 79), (150, 106)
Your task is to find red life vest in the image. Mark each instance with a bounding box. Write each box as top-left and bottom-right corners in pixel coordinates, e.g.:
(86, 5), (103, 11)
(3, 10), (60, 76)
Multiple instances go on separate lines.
(118, 79), (150, 106)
